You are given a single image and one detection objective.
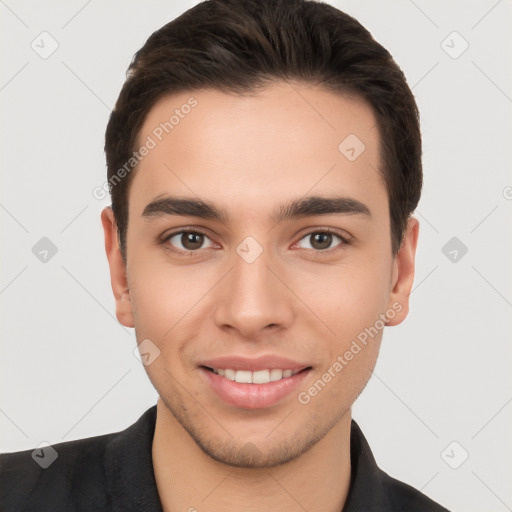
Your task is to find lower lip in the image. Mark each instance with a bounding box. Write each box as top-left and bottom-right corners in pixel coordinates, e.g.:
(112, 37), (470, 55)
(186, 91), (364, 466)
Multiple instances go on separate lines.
(200, 367), (311, 409)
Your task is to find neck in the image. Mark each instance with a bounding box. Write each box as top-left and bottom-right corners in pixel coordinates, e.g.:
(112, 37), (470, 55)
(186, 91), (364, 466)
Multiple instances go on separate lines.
(152, 398), (352, 512)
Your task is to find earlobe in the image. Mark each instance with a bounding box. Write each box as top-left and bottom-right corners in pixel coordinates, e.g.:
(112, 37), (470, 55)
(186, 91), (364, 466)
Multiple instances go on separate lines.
(100, 207), (135, 328)
(386, 217), (420, 327)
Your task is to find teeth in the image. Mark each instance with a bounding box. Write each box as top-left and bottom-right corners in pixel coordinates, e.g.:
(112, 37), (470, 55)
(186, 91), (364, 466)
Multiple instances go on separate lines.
(224, 369), (236, 380)
(269, 369), (283, 381)
(211, 367), (301, 383)
(234, 370), (252, 383)
(252, 369), (270, 384)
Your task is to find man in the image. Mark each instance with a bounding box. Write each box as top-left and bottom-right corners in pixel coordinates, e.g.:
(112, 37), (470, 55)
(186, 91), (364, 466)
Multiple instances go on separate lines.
(0, 0), (451, 510)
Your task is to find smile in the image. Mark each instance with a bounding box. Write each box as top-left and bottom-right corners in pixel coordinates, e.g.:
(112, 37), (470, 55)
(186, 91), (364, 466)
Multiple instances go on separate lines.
(200, 363), (312, 409)
(206, 367), (302, 384)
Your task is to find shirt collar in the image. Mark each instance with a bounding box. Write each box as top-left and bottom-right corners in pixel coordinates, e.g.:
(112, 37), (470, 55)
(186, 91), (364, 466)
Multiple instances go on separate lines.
(105, 405), (391, 512)
(105, 406), (163, 512)
(343, 420), (392, 510)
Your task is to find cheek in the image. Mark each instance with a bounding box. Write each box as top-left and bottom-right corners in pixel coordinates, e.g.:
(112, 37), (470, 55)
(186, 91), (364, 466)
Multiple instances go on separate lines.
(127, 250), (213, 335)
(304, 270), (388, 406)
(336, 275), (390, 332)
(127, 254), (225, 383)
(293, 259), (391, 393)
(293, 255), (393, 337)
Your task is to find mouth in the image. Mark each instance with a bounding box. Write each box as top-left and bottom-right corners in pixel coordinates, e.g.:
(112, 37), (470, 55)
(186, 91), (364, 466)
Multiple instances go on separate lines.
(199, 362), (312, 409)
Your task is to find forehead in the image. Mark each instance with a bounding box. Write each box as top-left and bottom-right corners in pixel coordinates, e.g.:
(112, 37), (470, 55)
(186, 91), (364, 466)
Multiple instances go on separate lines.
(128, 82), (385, 221)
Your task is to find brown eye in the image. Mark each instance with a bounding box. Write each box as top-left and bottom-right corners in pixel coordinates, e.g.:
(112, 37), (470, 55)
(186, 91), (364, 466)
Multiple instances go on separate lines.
(181, 232), (204, 250)
(310, 233), (332, 250)
(297, 231), (344, 252)
(165, 230), (214, 253)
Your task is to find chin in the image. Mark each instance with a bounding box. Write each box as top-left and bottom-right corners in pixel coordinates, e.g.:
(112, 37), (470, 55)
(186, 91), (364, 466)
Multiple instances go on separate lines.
(193, 435), (317, 469)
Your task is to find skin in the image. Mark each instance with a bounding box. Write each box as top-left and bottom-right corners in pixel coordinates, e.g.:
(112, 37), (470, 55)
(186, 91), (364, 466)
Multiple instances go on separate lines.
(101, 81), (419, 512)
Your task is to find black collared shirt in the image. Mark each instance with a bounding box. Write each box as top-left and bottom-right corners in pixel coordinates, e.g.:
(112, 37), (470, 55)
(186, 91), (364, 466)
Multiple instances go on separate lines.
(0, 405), (450, 511)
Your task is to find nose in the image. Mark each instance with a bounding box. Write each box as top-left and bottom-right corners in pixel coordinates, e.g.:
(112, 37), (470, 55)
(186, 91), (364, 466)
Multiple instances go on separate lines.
(213, 247), (294, 340)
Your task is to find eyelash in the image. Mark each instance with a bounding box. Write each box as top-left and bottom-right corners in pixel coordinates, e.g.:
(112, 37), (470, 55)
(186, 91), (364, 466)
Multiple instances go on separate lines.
(159, 227), (351, 257)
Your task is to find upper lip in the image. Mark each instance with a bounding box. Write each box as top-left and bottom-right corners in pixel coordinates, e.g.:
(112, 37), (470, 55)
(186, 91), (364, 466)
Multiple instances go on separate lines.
(199, 355), (311, 372)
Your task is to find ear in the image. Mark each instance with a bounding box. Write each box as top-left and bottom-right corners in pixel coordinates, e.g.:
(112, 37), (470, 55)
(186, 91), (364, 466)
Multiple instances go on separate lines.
(101, 207), (134, 328)
(386, 216), (419, 326)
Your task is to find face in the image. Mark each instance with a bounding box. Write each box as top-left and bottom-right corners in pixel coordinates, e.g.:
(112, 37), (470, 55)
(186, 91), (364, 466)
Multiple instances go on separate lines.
(102, 81), (418, 468)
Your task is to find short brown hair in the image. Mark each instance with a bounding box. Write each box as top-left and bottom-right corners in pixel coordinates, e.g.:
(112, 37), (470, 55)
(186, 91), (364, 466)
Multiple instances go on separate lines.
(105, 0), (422, 258)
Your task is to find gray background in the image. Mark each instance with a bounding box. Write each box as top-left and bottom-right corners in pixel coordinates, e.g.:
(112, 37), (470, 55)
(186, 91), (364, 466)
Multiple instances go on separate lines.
(1, 1), (511, 511)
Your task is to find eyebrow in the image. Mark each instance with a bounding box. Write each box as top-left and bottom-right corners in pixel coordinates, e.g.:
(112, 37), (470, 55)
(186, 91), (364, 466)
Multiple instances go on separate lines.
(142, 195), (371, 224)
